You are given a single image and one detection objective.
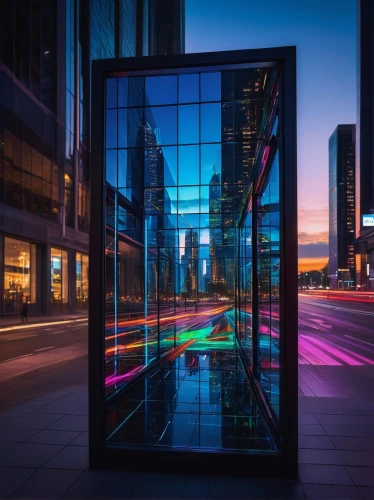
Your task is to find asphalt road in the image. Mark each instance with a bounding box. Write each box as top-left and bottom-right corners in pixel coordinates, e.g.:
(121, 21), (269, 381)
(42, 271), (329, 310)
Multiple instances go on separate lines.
(0, 320), (88, 385)
(298, 294), (374, 400)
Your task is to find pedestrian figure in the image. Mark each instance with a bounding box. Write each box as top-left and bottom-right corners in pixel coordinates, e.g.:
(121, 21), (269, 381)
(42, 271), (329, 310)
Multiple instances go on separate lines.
(21, 302), (28, 323)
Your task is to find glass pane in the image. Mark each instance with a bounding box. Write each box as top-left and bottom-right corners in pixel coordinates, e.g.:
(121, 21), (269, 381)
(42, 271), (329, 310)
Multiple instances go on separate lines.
(145, 106), (177, 145)
(201, 72), (221, 102)
(32, 149), (43, 177)
(200, 103), (221, 143)
(233, 100), (267, 141)
(163, 146), (177, 186)
(106, 78), (117, 108)
(128, 77), (144, 107)
(234, 67), (271, 99)
(106, 109), (117, 149)
(106, 150), (117, 187)
(178, 105), (199, 145)
(118, 108), (127, 148)
(145, 75), (177, 105)
(178, 186), (199, 214)
(127, 108), (144, 147)
(164, 187), (177, 213)
(178, 145), (199, 186)
(118, 77), (128, 107)
(178, 74), (199, 103)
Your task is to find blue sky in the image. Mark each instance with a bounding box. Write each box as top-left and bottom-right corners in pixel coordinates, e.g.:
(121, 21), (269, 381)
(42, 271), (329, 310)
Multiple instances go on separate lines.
(185, 0), (357, 269)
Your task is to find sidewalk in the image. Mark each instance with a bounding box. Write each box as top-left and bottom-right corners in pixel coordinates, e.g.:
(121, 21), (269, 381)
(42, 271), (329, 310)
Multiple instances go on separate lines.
(0, 312), (88, 330)
(0, 357), (373, 499)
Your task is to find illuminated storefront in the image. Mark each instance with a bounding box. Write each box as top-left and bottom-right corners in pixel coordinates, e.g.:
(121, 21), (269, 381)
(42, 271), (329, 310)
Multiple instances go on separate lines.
(90, 48), (297, 476)
(3, 237), (36, 313)
(50, 247), (69, 308)
(0, 236), (89, 315)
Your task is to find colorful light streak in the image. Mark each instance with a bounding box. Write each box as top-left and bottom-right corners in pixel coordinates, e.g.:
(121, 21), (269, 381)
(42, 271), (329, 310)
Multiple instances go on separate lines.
(105, 365), (144, 387)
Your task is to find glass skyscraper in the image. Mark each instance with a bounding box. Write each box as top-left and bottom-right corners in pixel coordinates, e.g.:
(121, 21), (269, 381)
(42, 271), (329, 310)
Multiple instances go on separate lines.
(0, 0), (185, 315)
(329, 125), (356, 290)
(90, 47), (297, 476)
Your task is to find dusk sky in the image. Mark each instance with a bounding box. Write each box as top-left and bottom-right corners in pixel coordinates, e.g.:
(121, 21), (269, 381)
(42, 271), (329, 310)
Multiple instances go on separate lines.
(186, 0), (357, 271)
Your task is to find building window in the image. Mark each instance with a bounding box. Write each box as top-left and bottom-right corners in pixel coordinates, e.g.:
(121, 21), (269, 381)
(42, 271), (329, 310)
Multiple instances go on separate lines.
(64, 172), (74, 227)
(78, 181), (90, 232)
(4, 237), (36, 313)
(51, 247), (68, 304)
(76, 252), (89, 303)
(2, 129), (59, 220)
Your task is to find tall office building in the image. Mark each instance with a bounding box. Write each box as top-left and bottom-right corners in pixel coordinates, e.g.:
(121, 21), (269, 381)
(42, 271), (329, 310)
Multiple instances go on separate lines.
(138, 0), (185, 56)
(356, 0), (374, 289)
(329, 125), (356, 289)
(0, 0), (185, 316)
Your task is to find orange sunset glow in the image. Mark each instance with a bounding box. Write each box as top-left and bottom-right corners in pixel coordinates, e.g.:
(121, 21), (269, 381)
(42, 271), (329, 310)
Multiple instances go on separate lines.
(298, 257), (328, 273)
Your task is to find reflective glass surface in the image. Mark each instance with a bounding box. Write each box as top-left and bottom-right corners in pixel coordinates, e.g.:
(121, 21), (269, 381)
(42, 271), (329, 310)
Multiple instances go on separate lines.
(104, 63), (282, 453)
(107, 340), (276, 452)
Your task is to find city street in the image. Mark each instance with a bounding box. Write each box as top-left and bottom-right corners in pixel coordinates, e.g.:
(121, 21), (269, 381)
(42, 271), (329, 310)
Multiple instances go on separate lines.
(0, 298), (374, 498)
(1, 296), (373, 405)
(0, 319), (87, 405)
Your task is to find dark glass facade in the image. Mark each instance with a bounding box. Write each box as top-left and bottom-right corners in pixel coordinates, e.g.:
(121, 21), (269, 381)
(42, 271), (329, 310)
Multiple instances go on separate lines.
(90, 48), (297, 476)
(135, 0), (185, 57)
(1, 0), (185, 315)
(328, 125), (356, 289)
(0, 0), (138, 315)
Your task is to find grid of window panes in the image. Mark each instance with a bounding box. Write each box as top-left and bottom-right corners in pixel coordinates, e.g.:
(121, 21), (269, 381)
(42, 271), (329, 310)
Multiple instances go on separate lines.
(104, 64), (282, 422)
(2, 129), (60, 220)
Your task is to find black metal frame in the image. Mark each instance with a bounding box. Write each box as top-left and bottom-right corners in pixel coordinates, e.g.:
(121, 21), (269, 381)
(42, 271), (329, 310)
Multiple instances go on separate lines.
(89, 47), (297, 477)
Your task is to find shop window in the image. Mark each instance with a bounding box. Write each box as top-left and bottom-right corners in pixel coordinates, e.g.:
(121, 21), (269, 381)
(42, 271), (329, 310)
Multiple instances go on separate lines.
(51, 247), (68, 304)
(76, 253), (89, 303)
(4, 237), (36, 314)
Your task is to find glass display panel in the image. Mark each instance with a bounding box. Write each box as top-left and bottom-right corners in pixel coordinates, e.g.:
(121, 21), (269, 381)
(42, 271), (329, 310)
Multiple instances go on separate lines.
(102, 61), (286, 454)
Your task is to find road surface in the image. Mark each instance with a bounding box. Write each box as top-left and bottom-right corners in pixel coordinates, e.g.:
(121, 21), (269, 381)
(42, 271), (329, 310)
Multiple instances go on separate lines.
(0, 319), (87, 384)
(0, 295), (373, 407)
(298, 294), (374, 400)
